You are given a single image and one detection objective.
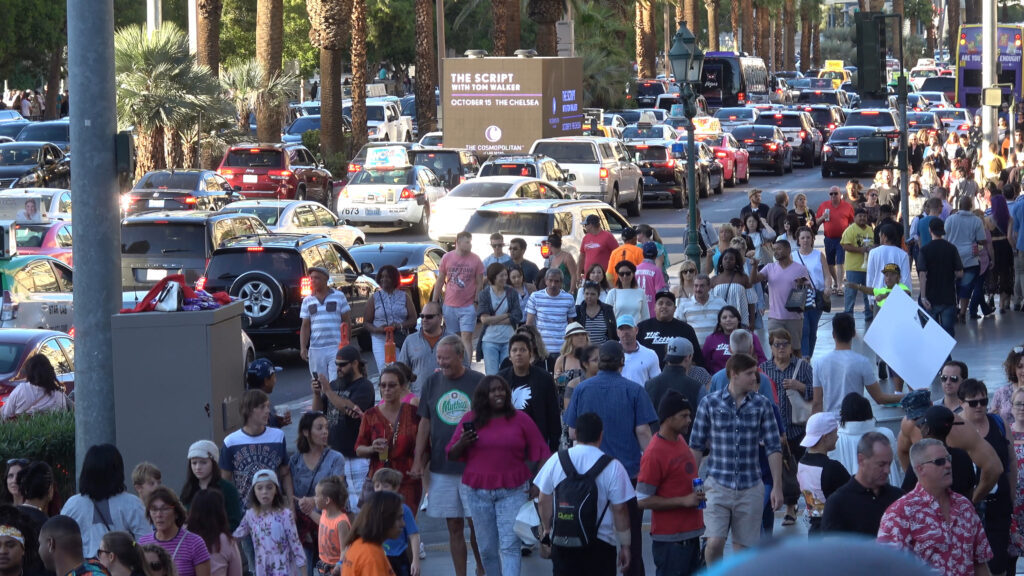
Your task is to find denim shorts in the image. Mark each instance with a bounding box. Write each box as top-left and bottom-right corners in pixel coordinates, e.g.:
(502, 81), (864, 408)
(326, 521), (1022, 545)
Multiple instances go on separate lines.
(443, 304), (477, 333)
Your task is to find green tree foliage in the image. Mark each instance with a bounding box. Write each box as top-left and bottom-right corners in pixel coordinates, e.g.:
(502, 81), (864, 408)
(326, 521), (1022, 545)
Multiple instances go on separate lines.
(0, 0), (67, 88)
(367, 0), (415, 74)
(215, 0), (316, 78)
(576, 2), (633, 109)
(819, 25), (855, 64)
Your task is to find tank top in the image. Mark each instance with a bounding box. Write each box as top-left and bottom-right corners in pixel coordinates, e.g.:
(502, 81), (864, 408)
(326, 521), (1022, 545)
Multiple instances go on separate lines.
(796, 248), (826, 291)
(372, 290), (408, 328)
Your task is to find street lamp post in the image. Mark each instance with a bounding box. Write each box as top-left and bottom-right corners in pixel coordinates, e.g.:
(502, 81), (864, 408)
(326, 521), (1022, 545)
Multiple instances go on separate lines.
(668, 23), (705, 271)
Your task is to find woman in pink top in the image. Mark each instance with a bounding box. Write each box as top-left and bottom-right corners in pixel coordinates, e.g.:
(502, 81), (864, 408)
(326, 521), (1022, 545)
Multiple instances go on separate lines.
(446, 375), (550, 576)
(186, 489), (242, 576)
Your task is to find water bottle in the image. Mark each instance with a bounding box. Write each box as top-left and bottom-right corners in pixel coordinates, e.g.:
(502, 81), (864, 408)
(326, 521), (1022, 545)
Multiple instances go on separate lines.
(693, 478), (706, 510)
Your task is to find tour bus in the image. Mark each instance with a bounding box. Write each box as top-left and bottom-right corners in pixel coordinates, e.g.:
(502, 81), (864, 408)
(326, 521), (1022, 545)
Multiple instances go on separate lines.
(699, 52), (770, 109)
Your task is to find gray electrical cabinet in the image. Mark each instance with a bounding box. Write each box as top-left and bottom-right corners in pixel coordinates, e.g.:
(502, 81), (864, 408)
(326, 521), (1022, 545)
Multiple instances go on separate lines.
(111, 302), (246, 491)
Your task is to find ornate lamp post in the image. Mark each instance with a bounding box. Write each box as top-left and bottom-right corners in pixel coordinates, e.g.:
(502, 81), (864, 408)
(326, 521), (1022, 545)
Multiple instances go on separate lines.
(668, 23), (705, 270)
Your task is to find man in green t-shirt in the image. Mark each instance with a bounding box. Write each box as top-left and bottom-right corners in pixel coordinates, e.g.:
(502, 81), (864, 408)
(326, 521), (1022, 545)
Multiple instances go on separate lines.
(840, 209), (875, 320)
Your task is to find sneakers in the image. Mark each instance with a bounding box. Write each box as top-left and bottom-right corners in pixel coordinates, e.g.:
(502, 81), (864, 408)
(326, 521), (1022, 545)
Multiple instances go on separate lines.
(419, 542), (426, 559)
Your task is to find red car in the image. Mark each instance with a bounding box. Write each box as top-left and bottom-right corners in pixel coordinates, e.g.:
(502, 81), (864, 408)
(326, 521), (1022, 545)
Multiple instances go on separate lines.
(695, 132), (750, 187)
(0, 329), (75, 409)
(217, 143), (334, 206)
(14, 220), (73, 266)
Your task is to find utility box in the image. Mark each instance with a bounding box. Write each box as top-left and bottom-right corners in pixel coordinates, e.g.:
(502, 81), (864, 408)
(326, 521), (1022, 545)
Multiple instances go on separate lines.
(111, 302), (246, 491)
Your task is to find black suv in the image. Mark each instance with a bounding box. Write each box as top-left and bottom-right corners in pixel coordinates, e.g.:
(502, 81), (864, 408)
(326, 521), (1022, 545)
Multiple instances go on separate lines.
(477, 154), (577, 196)
(120, 211), (270, 291)
(624, 140), (687, 207)
(798, 105), (846, 141)
(199, 234), (379, 350)
(407, 148), (480, 190)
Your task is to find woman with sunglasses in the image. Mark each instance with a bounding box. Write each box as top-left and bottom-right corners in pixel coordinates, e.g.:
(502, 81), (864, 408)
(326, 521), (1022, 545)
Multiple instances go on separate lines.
(991, 345), (1024, 426)
(141, 544), (179, 576)
(355, 365), (422, 515)
(605, 260), (650, 322)
(674, 262), (697, 300)
(958, 378), (1016, 576)
(98, 531), (148, 576)
(289, 412), (345, 574)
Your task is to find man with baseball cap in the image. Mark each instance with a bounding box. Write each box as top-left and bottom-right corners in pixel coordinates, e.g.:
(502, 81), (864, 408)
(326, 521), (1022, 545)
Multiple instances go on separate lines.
(580, 214), (619, 282)
(637, 291), (704, 368)
(300, 265), (352, 383)
(607, 227), (644, 286)
(796, 412), (850, 533)
(897, 402), (981, 500)
(643, 338), (704, 439)
(616, 314), (661, 387)
(246, 358), (290, 428)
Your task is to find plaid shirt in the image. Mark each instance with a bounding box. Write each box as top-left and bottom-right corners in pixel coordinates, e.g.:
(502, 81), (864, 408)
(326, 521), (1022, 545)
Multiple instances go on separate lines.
(690, 387), (782, 490)
(759, 358), (813, 438)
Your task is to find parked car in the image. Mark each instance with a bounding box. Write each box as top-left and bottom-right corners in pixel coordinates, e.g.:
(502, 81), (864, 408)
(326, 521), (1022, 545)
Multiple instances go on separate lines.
(933, 108), (973, 136)
(620, 123), (678, 142)
(123, 169), (239, 215)
(345, 142), (423, 183)
(0, 256), (75, 332)
(0, 120), (29, 140)
(197, 233), (378, 350)
(120, 211), (271, 291)
(530, 136), (644, 216)
(282, 115), (352, 145)
(844, 108), (901, 146)
(712, 107), (759, 132)
(477, 154), (578, 197)
(0, 329), (75, 406)
(0, 143), (70, 189)
(672, 139), (725, 197)
(694, 132), (750, 187)
(347, 242), (445, 314)
(13, 220), (73, 266)
(14, 120), (70, 152)
(407, 148), (480, 190)
(217, 143), (334, 205)
(0, 188), (72, 221)
(219, 199), (365, 246)
(731, 125), (794, 175)
(427, 176), (566, 244)
(754, 110), (823, 166)
(336, 163), (446, 231)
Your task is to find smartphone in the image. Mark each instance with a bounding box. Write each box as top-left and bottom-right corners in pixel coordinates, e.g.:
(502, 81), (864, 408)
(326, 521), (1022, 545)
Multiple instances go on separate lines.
(312, 371), (319, 381)
(463, 421), (476, 434)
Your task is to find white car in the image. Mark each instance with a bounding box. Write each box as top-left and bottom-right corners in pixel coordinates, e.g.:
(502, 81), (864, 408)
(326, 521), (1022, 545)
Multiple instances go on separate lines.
(0, 188), (72, 221)
(418, 132), (443, 147)
(427, 176), (566, 245)
(218, 199), (365, 247)
(916, 91), (953, 109)
(934, 108), (973, 137)
(336, 164), (446, 231)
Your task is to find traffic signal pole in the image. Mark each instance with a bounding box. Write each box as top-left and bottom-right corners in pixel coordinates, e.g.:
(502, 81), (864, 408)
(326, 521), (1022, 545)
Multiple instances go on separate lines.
(982, 0), (998, 147)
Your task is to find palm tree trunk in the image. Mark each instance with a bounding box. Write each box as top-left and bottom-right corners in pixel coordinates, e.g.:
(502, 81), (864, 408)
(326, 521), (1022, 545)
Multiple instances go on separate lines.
(165, 127), (183, 169)
(811, 15), (820, 69)
(197, 0), (223, 75)
(256, 0), (283, 143)
(774, 17), (783, 73)
(635, 0), (655, 77)
(731, 0), (740, 50)
(741, 0), (753, 54)
(784, 0), (795, 70)
(684, 0), (697, 37)
(800, 9), (811, 73)
(414, 0), (436, 135)
(493, 0), (512, 56)
(44, 47), (62, 121)
(507, 0), (521, 51)
(948, 0), (960, 65)
(675, 0), (684, 28)
(528, 0), (561, 56)
(320, 48), (344, 159)
(350, 0), (368, 152)
(705, 0), (719, 50)
(136, 126), (166, 181)
(926, 10), (936, 54)
(183, 132), (199, 168)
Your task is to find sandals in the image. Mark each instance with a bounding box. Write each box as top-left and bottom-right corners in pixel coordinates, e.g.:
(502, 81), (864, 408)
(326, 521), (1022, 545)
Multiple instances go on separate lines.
(782, 514), (797, 526)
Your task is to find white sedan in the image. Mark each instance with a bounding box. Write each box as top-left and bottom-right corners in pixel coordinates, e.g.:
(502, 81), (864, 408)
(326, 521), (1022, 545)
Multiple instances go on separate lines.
(337, 164), (446, 231)
(427, 176), (566, 245)
(219, 199), (365, 246)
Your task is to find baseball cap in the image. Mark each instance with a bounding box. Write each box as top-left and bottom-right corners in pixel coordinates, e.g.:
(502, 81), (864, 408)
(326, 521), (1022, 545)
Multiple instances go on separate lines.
(247, 358), (282, 381)
(251, 469), (280, 489)
(800, 412), (839, 447)
(621, 227), (637, 240)
(336, 345), (362, 363)
(584, 214), (601, 227)
(187, 440), (219, 461)
(655, 290), (676, 303)
(901, 389), (933, 421)
(919, 405), (958, 440)
(882, 263), (901, 275)
(616, 314), (637, 328)
(564, 322), (587, 337)
(599, 340), (624, 363)
(642, 241), (658, 258)
(665, 337), (693, 362)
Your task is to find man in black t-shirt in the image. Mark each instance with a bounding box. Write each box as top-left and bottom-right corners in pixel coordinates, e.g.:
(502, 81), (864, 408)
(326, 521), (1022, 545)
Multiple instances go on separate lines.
(918, 216), (964, 337)
(497, 333), (561, 452)
(821, 431), (903, 536)
(636, 291), (704, 367)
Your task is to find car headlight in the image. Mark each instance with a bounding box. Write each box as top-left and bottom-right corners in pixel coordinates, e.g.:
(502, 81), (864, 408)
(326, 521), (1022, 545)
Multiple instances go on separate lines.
(16, 173), (38, 186)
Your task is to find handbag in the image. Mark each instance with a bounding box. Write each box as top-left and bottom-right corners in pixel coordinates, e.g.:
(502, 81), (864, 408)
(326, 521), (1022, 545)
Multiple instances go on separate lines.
(377, 292), (407, 350)
(154, 281), (182, 312)
(784, 287), (806, 312)
(796, 250), (830, 313)
(786, 359), (812, 425)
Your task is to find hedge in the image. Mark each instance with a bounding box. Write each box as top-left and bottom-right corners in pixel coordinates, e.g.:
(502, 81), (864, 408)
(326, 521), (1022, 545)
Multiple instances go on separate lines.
(0, 410), (76, 500)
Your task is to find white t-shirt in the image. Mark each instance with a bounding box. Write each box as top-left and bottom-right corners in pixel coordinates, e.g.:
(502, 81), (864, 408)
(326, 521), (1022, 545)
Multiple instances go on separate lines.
(865, 245), (912, 289)
(622, 343), (661, 386)
(812, 350), (878, 414)
(533, 444), (635, 547)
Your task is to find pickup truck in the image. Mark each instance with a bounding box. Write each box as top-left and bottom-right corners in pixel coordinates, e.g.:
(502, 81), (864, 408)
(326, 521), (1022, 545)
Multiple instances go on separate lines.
(529, 136), (644, 217)
(359, 99), (413, 143)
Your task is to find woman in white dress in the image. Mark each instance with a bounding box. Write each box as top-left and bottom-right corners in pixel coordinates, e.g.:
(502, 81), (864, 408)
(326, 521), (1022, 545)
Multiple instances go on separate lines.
(709, 247), (753, 327)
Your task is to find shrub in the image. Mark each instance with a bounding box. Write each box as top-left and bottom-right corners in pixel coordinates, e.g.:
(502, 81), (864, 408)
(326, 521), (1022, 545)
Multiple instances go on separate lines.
(0, 410), (76, 501)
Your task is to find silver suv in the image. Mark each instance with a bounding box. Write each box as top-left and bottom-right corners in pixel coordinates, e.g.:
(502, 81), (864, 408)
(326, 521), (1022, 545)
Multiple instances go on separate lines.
(477, 154), (578, 198)
(529, 137), (644, 216)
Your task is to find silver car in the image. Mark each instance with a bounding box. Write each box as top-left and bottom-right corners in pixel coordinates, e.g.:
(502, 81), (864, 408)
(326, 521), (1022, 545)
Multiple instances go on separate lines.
(219, 199), (365, 247)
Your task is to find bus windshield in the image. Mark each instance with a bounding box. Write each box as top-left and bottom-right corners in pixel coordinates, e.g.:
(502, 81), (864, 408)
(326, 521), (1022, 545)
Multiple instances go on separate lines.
(957, 24), (1023, 112)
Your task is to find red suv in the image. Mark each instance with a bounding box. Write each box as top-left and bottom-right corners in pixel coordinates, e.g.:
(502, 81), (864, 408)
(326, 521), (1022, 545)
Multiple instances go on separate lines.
(217, 143), (334, 205)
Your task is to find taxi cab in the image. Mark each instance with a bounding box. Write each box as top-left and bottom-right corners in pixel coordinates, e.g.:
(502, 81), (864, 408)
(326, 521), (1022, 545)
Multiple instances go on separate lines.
(693, 117), (750, 187)
(335, 146), (447, 232)
(818, 60), (851, 89)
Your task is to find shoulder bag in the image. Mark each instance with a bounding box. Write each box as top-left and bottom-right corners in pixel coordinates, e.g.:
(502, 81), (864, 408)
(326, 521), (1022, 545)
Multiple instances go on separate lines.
(785, 359), (812, 425)
(796, 250), (830, 313)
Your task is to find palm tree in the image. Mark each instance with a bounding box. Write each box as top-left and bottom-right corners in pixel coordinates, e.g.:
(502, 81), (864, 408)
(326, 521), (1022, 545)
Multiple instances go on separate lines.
(221, 59), (296, 132)
(350, 0), (369, 152)
(731, 1), (740, 49)
(414, 0), (437, 135)
(947, 0), (960, 63)
(705, 0), (719, 50)
(783, 0), (795, 70)
(197, 0), (223, 76)
(493, 0), (512, 55)
(528, 0), (563, 56)
(307, 0), (353, 162)
(256, 0), (284, 143)
(635, 0), (655, 77)
(800, 0), (812, 72)
(741, 0), (753, 54)
(683, 0), (697, 39)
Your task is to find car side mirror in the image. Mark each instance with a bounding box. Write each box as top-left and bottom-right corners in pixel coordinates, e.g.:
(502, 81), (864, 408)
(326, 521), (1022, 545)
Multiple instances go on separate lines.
(566, 172), (576, 181)
(360, 262), (375, 275)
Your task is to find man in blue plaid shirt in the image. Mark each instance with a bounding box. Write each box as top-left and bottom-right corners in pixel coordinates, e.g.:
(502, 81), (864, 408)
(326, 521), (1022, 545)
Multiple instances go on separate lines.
(689, 352), (783, 566)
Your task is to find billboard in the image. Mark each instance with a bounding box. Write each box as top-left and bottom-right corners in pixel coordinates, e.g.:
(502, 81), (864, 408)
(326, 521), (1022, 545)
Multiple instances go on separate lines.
(442, 57), (584, 155)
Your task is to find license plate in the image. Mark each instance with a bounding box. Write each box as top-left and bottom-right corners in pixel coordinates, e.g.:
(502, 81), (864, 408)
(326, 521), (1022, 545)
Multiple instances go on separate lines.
(242, 175), (258, 183)
(146, 269), (168, 281)
(148, 199), (165, 208)
(366, 208), (381, 216)
(747, 146), (759, 151)
(842, 148), (857, 157)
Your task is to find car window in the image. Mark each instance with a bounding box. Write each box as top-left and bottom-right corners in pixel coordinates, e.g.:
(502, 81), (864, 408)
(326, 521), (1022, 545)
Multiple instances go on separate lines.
(301, 246), (325, 271)
(204, 176), (222, 193)
(519, 182), (541, 199)
(480, 162), (536, 177)
(580, 209), (601, 229)
(294, 206), (318, 228)
(24, 260), (59, 293)
(335, 246), (359, 277)
(224, 149), (284, 168)
(59, 192), (71, 214)
(554, 213), (572, 236)
(56, 225), (72, 248)
(212, 219), (240, 248)
(318, 245), (343, 275)
(600, 209), (629, 234)
(312, 205), (337, 227)
(57, 336), (74, 371)
(121, 223), (206, 256)
(537, 183), (560, 199)
(426, 249), (442, 269)
(51, 262), (72, 292)
(40, 338), (72, 374)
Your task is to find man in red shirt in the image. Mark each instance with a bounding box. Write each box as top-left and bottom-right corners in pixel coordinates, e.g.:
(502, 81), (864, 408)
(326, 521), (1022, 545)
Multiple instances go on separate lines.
(815, 186), (855, 295)
(579, 214), (619, 281)
(637, 391), (705, 576)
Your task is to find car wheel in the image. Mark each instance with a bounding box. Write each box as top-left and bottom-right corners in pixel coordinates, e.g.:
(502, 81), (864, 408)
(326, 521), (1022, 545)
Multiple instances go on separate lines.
(699, 175), (708, 198)
(610, 186), (619, 209)
(814, 146), (823, 166)
(625, 181), (642, 217)
(775, 158), (785, 176)
(416, 203), (430, 234)
(715, 176), (724, 195)
(672, 183), (684, 209)
(230, 272), (285, 328)
(728, 162), (737, 187)
(352, 237), (364, 246)
(320, 180), (333, 205)
(822, 166), (832, 178)
(741, 164), (750, 183)
(785, 153), (794, 173)
(383, 135), (390, 142)
(803, 147), (813, 166)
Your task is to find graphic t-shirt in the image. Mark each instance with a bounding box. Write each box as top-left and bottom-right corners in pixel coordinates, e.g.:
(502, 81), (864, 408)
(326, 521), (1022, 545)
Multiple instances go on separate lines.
(220, 427), (288, 508)
(318, 512), (351, 564)
(840, 224), (873, 272)
(417, 368), (485, 475)
(439, 250), (485, 307)
(581, 230), (619, 274)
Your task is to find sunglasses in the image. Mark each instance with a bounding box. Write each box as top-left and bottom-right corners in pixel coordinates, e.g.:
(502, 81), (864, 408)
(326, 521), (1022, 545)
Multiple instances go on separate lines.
(6, 459), (28, 467)
(920, 456), (951, 467)
(964, 398), (988, 408)
(618, 271), (633, 276)
(379, 382), (400, 390)
(419, 314), (437, 320)
(149, 562), (165, 571)
(940, 375), (960, 382)
(1015, 346), (1024, 354)
(829, 192), (839, 196)
(491, 244), (503, 248)
(682, 269), (696, 274)
(335, 361), (351, 368)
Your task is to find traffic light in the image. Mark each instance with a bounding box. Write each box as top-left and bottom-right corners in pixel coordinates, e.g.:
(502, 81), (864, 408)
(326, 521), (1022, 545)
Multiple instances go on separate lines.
(855, 13), (887, 96)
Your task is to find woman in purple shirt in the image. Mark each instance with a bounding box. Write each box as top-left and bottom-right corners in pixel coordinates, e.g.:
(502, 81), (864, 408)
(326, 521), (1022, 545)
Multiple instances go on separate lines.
(446, 375), (550, 576)
(138, 487), (211, 576)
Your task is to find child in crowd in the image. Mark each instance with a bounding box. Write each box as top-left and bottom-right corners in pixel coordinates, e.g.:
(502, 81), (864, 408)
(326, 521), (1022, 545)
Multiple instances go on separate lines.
(233, 469), (305, 576)
(132, 462), (162, 503)
(315, 476), (351, 576)
(372, 468), (420, 576)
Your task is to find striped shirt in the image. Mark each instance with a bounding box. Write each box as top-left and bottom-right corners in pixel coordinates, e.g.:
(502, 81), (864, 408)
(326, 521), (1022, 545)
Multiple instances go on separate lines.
(300, 290), (351, 348)
(525, 289), (577, 353)
(583, 307), (608, 344)
(675, 295), (727, 345)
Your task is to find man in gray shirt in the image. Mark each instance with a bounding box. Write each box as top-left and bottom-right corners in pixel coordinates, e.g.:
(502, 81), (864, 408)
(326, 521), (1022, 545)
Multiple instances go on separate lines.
(944, 196), (986, 320)
(396, 301), (454, 395)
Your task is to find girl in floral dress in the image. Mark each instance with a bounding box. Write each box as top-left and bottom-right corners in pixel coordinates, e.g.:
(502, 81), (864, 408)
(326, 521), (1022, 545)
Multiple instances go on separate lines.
(233, 470), (306, 576)
(1008, 388), (1024, 568)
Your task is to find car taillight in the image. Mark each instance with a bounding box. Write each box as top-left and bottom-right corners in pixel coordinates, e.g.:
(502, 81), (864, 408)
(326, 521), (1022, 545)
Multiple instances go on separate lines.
(654, 159), (675, 168)
(1, 290), (18, 322)
(300, 277), (312, 297)
(827, 123), (835, 130)
(744, 139), (754, 144)
(715, 151), (727, 158)
(799, 130), (806, 139)
(738, 92), (745, 103)
(196, 276), (207, 291)
(959, 123), (970, 130)
(599, 167), (609, 179)
(399, 273), (415, 286)
(540, 242), (551, 258)
(183, 196), (197, 204)
(823, 145), (832, 153)
(459, 175), (466, 184)
(400, 187), (416, 199)
(766, 143), (778, 151)
(68, 326), (74, 338)
(269, 169), (292, 180)
(220, 169), (234, 178)
(348, 164), (362, 173)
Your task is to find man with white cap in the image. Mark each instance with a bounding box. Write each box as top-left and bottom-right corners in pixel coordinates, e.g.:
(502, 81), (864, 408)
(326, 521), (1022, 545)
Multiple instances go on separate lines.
(644, 338), (704, 433)
(796, 412), (850, 533)
(617, 315), (660, 386)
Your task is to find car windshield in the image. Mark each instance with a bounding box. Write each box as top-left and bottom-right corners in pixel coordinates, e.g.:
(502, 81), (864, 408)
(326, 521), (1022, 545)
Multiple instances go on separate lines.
(0, 124), (26, 139)
(846, 112), (896, 127)
(695, 135), (724, 146)
(906, 114), (936, 126)
(349, 247), (415, 269)
(805, 109), (836, 126)
(714, 108), (754, 121)
(830, 128), (876, 141)
(350, 168), (415, 185)
(448, 181), (512, 198)
(206, 250), (304, 285)
(0, 343), (24, 374)
(121, 223), (207, 256)
(627, 146), (670, 161)
(286, 117), (321, 135)
(479, 163), (537, 177)
(621, 126), (665, 139)
(636, 83), (666, 97)
(911, 69), (937, 78)
(219, 206), (285, 226)
(609, 110), (641, 124)
(134, 172), (203, 190)
(755, 115), (804, 128)
(401, 98), (415, 116)
(934, 110), (968, 122)
(730, 126), (776, 140)
(224, 149), (283, 168)
(0, 146), (39, 165)
(531, 142), (598, 163)
(411, 152), (461, 177)
(15, 224), (50, 248)
(16, 124), (67, 143)
(465, 212), (550, 236)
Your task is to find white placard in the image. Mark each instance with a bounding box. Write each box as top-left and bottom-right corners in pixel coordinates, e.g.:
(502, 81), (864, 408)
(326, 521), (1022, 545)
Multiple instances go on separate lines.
(863, 288), (956, 391)
(364, 146), (410, 169)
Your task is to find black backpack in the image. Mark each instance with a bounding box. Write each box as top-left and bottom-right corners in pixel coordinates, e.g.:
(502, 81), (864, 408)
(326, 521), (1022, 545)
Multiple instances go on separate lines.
(551, 450), (613, 548)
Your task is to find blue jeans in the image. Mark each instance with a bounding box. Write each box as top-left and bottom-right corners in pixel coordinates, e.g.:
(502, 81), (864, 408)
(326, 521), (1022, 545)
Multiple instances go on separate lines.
(844, 271), (871, 318)
(802, 306), (823, 358)
(930, 303), (957, 337)
(459, 482), (528, 576)
(651, 538), (703, 576)
(958, 265), (979, 301)
(481, 341), (508, 375)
